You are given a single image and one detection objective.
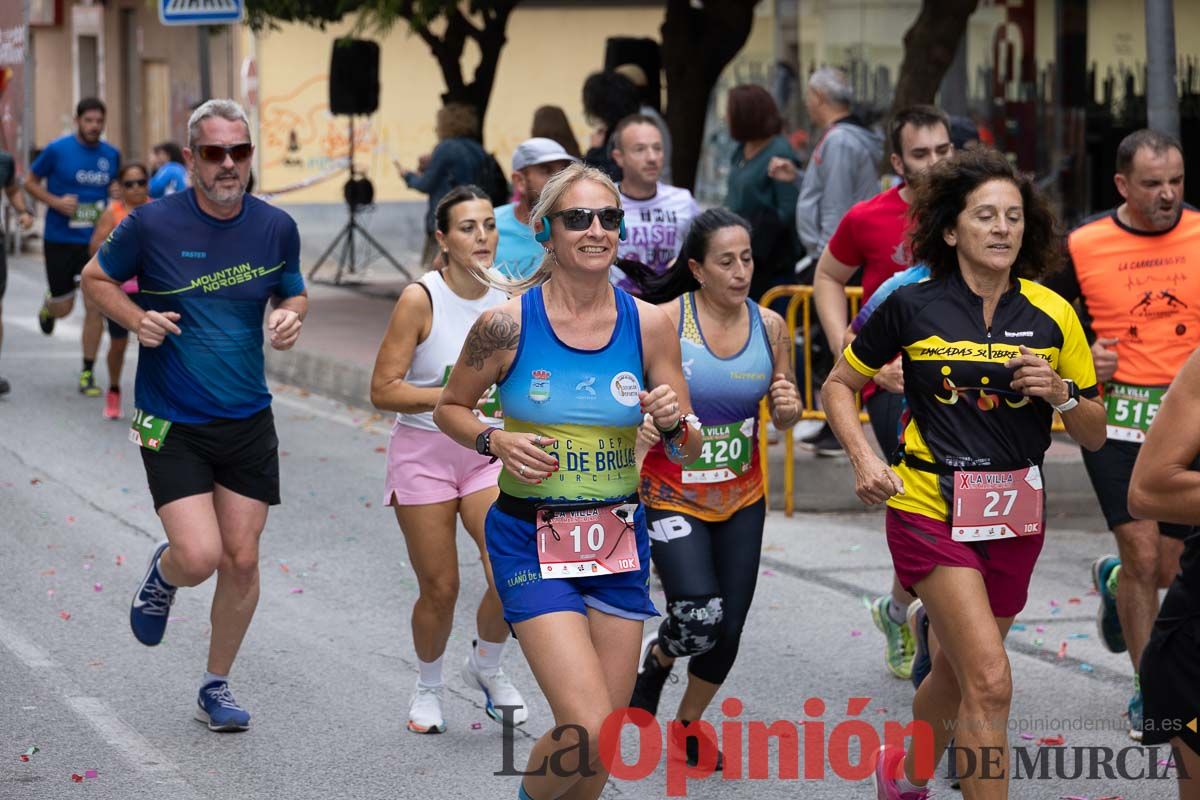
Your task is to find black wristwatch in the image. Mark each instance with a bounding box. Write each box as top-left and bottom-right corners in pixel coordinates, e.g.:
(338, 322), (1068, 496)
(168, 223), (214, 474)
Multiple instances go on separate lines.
(475, 426), (499, 457)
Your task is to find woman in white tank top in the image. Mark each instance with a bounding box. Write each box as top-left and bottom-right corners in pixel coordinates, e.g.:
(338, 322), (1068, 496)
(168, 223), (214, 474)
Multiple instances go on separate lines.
(370, 186), (526, 734)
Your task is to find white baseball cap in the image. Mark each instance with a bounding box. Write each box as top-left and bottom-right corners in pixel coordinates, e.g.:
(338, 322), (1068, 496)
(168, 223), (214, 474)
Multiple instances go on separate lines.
(512, 138), (578, 172)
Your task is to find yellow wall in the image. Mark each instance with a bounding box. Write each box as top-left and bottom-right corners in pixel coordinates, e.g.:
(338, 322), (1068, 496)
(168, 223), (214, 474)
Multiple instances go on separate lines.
(253, 5), (665, 204)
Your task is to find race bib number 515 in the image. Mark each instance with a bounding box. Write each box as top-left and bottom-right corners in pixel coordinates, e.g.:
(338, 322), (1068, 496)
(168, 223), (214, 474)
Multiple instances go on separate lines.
(1104, 382), (1165, 443)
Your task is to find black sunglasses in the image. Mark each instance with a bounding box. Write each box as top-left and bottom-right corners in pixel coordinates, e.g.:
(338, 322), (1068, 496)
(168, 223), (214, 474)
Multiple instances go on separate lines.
(195, 143), (254, 164)
(549, 207), (624, 232)
(122, 178), (148, 188)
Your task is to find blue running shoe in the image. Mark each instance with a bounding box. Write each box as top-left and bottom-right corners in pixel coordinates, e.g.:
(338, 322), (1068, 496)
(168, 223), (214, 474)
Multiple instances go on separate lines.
(1128, 690), (1143, 742)
(195, 681), (251, 732)
(130, 541), (176, 646)
(1092, 555), (1126, 653)
(907, 600), (932, 690)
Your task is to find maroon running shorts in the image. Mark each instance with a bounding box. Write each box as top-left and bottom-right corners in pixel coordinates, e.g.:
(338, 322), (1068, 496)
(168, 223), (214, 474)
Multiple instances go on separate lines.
(885, 507), (1044, 618)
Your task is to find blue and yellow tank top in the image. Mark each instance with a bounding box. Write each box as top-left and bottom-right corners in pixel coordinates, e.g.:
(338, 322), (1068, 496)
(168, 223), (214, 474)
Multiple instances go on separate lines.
(497, 285), (645, 502)
(641, 292), (773, 520)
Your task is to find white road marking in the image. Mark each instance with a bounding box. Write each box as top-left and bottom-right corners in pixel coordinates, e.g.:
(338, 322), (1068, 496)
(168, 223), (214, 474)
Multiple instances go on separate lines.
(0, 612), (199, 792)
(0, 615), (55, 668)
(66, 696), (196, 784)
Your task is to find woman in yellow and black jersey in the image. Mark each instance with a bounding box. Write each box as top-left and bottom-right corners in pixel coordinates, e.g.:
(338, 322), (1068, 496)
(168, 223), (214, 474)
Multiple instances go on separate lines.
(823, 148), (1107, 800)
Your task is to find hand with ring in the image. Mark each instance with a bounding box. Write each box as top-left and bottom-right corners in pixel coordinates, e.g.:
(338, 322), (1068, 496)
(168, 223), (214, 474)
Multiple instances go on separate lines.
(638, 384), (682, 433)
(489, 431), (559, 485)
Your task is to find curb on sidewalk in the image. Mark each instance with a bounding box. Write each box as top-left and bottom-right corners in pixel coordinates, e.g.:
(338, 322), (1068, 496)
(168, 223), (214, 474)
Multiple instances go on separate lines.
(266, 346), (373, 410)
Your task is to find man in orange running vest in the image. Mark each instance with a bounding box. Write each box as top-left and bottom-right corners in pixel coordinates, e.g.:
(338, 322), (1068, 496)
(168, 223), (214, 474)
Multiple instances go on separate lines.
(1045, 129), (1196, 741)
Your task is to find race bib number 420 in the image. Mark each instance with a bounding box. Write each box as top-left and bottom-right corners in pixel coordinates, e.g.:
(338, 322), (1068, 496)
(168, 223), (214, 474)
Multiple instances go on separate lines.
(129, 408), (172, 452)
(681, 418), (754, 484)
(1104, 382), (1166, 443)
(951, 465), (1044, 542)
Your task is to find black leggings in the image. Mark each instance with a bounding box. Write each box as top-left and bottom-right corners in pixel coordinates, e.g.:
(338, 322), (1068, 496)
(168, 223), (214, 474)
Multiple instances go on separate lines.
(644, 499), (766, 684)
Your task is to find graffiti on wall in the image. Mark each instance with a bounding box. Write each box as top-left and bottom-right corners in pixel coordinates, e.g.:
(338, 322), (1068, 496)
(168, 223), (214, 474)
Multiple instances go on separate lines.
(257, 71), (403, 199)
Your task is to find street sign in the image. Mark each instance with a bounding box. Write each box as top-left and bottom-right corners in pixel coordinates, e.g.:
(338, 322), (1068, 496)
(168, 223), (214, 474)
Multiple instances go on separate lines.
(159, 0), (243, 26)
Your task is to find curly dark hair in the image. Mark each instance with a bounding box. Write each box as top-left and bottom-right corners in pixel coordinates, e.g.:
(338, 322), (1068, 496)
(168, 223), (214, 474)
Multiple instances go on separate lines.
(581, 71), (641, 132)
(908, 147), (1061, 281)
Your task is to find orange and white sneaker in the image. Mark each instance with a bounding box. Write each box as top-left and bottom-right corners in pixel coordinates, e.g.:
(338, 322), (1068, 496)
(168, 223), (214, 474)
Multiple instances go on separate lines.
(104, 389), (121, 420)
(407, 681), (446, 734)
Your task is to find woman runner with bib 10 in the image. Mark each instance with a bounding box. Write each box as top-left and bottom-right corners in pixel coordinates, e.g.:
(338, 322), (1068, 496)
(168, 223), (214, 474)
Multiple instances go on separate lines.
(433, 162), (701, 800)
(822, 148), (1106, 800)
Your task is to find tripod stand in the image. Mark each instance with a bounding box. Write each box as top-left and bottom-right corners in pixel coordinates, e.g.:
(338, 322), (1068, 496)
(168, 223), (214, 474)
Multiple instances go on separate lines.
(307, 117), (412, 284)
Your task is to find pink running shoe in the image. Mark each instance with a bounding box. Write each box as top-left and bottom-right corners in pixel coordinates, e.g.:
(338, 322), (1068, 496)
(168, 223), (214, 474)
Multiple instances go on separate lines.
(104, 389), (121, 420)
(873, 744), (931, 799)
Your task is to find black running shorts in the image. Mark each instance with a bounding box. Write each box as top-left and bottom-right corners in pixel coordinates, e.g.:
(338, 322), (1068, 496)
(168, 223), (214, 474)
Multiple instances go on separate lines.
(1140, 578), (1200, 757)
(1081, 438), (1196, 540)
(139, 406), (281, 510)
(106, 315), (129, 339)
(44, 241), (91, 300)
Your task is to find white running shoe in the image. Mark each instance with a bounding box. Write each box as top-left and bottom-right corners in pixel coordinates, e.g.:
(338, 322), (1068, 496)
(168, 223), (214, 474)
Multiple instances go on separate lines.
(462, 657), (528, 726)
(407, 682), (446, 734)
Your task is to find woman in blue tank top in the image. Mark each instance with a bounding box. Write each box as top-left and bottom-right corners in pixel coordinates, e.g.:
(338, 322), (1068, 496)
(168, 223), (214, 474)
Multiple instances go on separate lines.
(629, 209), (802, 768)
(434, 163), (702, 800)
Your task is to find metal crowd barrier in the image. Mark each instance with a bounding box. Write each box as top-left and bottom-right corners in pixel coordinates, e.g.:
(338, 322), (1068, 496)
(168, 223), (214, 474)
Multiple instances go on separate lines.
(755, 284), (862, 515)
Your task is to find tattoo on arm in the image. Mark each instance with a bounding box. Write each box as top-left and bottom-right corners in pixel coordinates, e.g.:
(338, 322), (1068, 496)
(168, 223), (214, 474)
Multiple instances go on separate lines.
(464, 311), (520, 370)
(765, 314), (788, 351)
(764, 313), (796, 379)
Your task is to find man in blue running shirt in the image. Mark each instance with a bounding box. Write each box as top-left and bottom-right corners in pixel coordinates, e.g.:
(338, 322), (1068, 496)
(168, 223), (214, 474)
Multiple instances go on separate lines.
(82, 99), (307, 733)
(25, 97), (120, 396)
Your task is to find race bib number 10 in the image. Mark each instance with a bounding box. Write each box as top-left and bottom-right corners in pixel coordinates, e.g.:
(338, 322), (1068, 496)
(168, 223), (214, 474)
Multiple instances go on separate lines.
(536, 503), (640, 579)
(129, 408), (172, 452)
(1104, 382), (1165, 443)
(681, 418), (755, 484)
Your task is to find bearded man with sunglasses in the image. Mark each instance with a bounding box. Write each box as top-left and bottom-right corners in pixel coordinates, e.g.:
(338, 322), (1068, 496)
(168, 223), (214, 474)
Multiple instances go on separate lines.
(82, 99), (307, 732)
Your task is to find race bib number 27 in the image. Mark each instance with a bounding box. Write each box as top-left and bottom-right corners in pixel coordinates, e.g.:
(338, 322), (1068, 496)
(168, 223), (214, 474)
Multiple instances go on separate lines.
(951, 465), (1044, 542)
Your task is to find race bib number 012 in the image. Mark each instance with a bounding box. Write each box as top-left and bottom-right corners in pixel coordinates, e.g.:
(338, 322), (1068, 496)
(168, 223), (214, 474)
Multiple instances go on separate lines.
(681, 418), (754, 484)
(1104, 382), (1165, 443)
(129, 408), (172, 452)
(951, 465), (1044, 542)
(536, 503), (639, 579)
